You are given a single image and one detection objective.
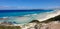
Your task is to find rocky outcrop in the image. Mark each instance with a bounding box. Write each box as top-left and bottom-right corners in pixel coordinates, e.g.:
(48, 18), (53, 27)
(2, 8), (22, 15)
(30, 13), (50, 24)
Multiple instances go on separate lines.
(29, 20), (40, 23)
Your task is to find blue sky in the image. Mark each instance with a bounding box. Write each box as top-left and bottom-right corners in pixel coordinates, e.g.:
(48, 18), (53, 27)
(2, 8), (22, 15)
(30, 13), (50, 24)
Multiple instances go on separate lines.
(0, 0), (60, 9)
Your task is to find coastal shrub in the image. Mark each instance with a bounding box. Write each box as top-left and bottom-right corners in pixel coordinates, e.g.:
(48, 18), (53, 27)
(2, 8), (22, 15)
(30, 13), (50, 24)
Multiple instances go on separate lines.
(0, 26), (21, 29)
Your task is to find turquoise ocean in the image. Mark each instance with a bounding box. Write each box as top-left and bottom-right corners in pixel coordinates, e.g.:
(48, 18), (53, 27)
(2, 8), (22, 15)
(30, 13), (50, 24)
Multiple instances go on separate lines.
(0, 9), (54, 24)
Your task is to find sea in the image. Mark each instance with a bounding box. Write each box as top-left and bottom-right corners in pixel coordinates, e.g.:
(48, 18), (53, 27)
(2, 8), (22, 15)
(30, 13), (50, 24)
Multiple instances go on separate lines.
(0, 9), (54, 24)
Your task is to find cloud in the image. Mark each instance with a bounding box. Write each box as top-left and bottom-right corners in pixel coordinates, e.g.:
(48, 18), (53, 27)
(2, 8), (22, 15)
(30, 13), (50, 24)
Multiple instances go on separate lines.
(0, 6), (8, 8)
(0, 6), (18, 10)
(0, 6), (60, 10)
(0, 6), (27, 10)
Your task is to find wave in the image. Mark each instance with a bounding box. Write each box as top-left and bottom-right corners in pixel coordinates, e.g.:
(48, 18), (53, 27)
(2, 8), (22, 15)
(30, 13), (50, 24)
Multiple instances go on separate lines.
(37, 9), (60, 21)
(0, 9), (60, 24)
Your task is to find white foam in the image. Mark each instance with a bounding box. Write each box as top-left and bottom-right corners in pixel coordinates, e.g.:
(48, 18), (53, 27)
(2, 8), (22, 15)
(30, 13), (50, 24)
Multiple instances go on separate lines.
(5, 9), (60, 24)
(37, 9), (60, 21)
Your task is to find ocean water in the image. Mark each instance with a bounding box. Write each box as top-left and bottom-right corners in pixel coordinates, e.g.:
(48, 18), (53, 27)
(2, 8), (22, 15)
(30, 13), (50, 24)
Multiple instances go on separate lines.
(0, 9), (54, 24)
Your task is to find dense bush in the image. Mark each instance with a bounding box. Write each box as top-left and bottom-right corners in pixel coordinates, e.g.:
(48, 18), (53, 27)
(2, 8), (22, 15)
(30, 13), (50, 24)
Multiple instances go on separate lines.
(41, 15), (60, 23)
(0, 26), (21, 29)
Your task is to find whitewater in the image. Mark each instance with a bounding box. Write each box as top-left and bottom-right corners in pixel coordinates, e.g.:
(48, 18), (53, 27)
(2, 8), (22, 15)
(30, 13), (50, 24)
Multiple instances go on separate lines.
(0, 9), (60, 24)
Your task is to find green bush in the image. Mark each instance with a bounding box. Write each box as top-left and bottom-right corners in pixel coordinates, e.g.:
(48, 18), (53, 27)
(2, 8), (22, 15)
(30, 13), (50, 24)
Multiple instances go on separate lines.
(0, 26), (21, 29)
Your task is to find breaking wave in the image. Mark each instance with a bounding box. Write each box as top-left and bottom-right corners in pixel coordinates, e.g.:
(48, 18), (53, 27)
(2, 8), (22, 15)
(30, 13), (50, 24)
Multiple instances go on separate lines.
(0, 9), (60, 24)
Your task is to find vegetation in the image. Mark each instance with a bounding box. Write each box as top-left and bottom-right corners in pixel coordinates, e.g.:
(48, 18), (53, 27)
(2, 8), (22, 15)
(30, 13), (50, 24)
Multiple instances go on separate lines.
(29, 20), (40, 23)
(0, 26), (21, 29)
(0, 15), (60, 29)
(41, 15), (60, 23)
(30, 15), (60, 23)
